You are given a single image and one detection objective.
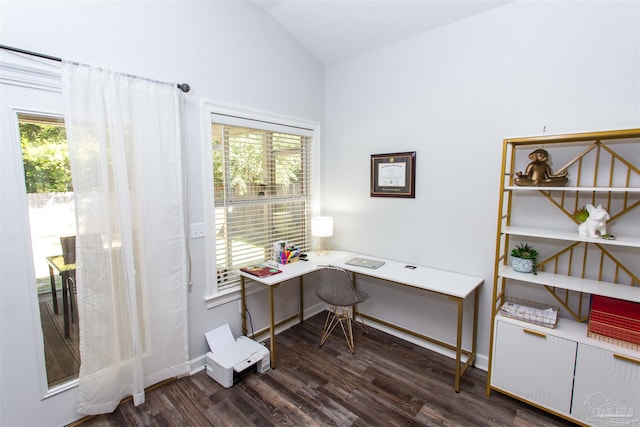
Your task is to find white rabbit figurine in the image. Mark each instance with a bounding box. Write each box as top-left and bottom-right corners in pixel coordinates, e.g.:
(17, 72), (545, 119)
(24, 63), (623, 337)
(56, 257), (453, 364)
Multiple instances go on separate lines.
(578, 204), (610, 237)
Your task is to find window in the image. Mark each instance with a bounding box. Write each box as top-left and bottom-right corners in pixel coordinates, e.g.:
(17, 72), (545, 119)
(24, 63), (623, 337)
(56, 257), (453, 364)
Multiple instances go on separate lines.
(204, 104), (319, 299)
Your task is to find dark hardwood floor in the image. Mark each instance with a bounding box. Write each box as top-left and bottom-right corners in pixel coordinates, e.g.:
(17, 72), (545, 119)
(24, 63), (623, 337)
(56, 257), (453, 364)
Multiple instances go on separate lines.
(78, 312), (575, 426)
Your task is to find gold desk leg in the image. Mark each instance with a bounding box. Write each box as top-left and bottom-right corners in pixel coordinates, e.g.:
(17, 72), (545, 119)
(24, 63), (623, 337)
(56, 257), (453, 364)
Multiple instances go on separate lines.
(269, 285), (277, 369)
(472, 287), (479, 365)
(455, 296), (464, 393)
(241, 276), (247, 336)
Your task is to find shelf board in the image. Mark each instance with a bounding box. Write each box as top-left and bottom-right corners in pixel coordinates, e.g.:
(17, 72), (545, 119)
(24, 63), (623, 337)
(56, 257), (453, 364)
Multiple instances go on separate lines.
(498, 265), (640, 303)
(505, 186), (640, 193)
(504, 226), (640, 248)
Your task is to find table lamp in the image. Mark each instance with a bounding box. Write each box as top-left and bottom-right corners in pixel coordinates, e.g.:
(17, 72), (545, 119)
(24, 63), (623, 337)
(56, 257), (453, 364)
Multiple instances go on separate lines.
(311, 216), (333, 256)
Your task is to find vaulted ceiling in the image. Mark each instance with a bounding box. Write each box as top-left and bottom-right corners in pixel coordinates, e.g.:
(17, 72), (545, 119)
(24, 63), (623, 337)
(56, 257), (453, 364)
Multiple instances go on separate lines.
(250, 0), (512, 66)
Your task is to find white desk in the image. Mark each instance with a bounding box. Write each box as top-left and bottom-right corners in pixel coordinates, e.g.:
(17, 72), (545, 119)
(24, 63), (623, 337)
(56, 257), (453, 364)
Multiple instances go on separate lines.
(239, 251), (483, 392)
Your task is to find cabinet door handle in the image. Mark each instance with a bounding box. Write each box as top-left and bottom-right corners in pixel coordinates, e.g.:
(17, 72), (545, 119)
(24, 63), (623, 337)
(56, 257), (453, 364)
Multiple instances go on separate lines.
(614, 353), (640, 365)
(523, 328), (546, 338)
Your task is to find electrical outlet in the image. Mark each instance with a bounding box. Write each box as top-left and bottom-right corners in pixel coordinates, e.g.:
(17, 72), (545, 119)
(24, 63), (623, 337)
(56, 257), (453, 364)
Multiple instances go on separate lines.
(190, 223), (205, 239)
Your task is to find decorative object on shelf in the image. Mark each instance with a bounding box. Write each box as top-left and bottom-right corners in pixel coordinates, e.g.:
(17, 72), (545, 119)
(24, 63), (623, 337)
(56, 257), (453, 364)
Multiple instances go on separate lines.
(311, 216), (333, 256)
(514, 148), (568, 187)
(577, 204), (610, 238)
(510, 243), (538, 275)
(500, 297), (559, 328)
(370, 151), (416, 198)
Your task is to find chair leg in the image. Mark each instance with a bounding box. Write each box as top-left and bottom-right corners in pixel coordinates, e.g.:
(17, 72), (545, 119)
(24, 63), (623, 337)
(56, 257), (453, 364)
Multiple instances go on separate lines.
(67, 277), (75, 323)
(319, 305), (360, 353)
(339, 308), (355, 353)
(320, 307), (340, 346)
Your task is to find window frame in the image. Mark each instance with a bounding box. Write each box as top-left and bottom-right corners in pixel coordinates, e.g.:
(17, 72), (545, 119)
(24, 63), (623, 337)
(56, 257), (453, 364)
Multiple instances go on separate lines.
(201, 101), (321, 307)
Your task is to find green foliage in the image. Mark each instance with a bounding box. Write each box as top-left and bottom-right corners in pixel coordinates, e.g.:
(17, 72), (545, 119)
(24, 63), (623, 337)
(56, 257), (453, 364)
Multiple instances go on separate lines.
(573, 206), (589, 223)
(510, 243), (538, 259)
(20, 123), (72, 193)
(212, 126), (303, 199)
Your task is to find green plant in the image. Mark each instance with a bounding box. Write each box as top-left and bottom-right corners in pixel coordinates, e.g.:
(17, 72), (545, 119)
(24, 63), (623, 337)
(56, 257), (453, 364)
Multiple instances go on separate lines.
(20, 122), (72, 193)
(510, 242), (538, 259)
(573, 206), (589, 223)
(510, 243), (538, 274)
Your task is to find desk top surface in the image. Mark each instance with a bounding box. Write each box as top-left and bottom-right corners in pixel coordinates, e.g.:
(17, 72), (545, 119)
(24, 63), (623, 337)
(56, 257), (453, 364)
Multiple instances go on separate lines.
(239, 251), (483, 299)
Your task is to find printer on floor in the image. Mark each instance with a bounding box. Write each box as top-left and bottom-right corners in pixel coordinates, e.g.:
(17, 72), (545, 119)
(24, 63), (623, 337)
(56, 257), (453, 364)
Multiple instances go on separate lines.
(204, 324), (270, 388)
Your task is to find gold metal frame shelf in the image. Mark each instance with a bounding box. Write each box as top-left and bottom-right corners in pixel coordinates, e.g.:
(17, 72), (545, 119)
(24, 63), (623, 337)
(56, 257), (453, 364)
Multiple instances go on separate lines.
(487, 128), (640, 403)
(493, 129), (640, 320)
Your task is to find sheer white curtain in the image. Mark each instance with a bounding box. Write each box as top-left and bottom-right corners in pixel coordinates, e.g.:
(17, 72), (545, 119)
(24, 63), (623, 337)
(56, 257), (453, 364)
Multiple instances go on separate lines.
(62, 62), (189, 415)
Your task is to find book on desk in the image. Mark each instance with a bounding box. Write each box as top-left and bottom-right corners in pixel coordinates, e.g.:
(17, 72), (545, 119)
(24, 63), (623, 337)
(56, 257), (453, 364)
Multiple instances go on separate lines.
(240, 265), (282, 278)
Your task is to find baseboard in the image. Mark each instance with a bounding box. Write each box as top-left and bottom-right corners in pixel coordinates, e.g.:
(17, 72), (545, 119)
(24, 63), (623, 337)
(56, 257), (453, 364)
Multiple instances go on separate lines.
(189, 354), (207, 375)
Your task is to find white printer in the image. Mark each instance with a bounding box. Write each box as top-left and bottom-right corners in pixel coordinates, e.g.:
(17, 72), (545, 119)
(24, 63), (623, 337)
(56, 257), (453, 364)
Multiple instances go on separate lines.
(204, 324), (270, 388)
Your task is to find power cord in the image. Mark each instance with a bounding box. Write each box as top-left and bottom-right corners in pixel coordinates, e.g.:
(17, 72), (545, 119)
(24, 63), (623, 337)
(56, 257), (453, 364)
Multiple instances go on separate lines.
(245, 307), (255, 338)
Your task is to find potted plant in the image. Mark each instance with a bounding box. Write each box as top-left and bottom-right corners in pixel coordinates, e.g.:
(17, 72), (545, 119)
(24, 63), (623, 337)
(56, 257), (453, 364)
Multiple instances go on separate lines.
(510, 243), (538, 275)
(573, 206), (589, 224)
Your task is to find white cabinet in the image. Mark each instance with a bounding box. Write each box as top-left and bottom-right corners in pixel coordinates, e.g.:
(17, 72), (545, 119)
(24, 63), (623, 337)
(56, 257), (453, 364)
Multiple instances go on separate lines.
(487, 129), (640, 426)
(491, 319), (576, 414)
(571, 344), (640, 426)
(492, 315), (640, 425)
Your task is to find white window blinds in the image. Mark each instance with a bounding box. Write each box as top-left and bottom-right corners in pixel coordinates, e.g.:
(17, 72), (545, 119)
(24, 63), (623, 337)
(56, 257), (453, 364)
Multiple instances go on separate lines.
(211, 118), (313, 291)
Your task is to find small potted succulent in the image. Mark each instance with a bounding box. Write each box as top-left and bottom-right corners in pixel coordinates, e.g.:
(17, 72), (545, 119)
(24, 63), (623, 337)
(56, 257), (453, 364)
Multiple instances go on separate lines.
(573, 206), (590, 224)
(511, 243), (538, 275)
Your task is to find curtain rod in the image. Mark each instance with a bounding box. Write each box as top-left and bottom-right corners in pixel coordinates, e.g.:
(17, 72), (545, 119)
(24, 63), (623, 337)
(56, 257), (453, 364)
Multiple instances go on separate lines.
(0, 44), (191, 93)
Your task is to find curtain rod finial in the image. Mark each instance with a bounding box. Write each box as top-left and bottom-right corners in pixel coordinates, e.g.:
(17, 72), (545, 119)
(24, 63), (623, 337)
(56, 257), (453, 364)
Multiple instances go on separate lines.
(177, 83), (190, 93)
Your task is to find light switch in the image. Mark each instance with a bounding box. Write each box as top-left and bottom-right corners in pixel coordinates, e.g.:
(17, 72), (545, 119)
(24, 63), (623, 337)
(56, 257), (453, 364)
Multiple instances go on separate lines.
(190, 223), (205, 239)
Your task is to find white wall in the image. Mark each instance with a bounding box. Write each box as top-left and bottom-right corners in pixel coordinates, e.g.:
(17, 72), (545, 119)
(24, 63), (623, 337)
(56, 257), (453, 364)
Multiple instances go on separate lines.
(0, 1), (323, 426)
(2, 0), (639, 425)
(324, 0), (639, 368)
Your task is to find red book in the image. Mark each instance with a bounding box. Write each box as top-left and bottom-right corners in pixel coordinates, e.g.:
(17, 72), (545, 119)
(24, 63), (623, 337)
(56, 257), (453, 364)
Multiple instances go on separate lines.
(588, 295), (640, 345)
(240, 265), (282, 278)
(591, 296), (640, 324)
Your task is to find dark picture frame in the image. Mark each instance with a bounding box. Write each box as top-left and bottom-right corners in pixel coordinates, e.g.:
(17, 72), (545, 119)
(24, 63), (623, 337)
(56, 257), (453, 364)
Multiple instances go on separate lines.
(370, 151), (416, 198)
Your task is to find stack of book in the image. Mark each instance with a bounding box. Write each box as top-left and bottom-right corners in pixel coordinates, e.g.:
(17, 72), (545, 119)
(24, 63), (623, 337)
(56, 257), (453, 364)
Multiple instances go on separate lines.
(588, 295), (640, 346)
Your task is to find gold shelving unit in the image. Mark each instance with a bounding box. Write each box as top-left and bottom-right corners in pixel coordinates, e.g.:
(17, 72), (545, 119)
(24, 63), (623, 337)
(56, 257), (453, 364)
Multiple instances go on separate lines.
(485, 128), (640, 422)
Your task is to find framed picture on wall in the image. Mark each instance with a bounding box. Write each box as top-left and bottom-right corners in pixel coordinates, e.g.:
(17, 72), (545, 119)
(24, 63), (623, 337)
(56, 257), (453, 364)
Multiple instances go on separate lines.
(370, 151), (416, 198)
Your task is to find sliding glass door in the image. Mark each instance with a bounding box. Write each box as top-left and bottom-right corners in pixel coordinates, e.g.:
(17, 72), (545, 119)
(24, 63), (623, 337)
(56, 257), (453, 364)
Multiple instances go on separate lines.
(0, 53), (81, 409)
(18, 113), (80, 388)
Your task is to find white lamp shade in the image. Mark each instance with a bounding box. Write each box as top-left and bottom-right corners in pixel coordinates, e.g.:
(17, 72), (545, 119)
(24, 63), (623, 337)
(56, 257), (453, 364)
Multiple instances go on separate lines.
(311, 216), (333, 237)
